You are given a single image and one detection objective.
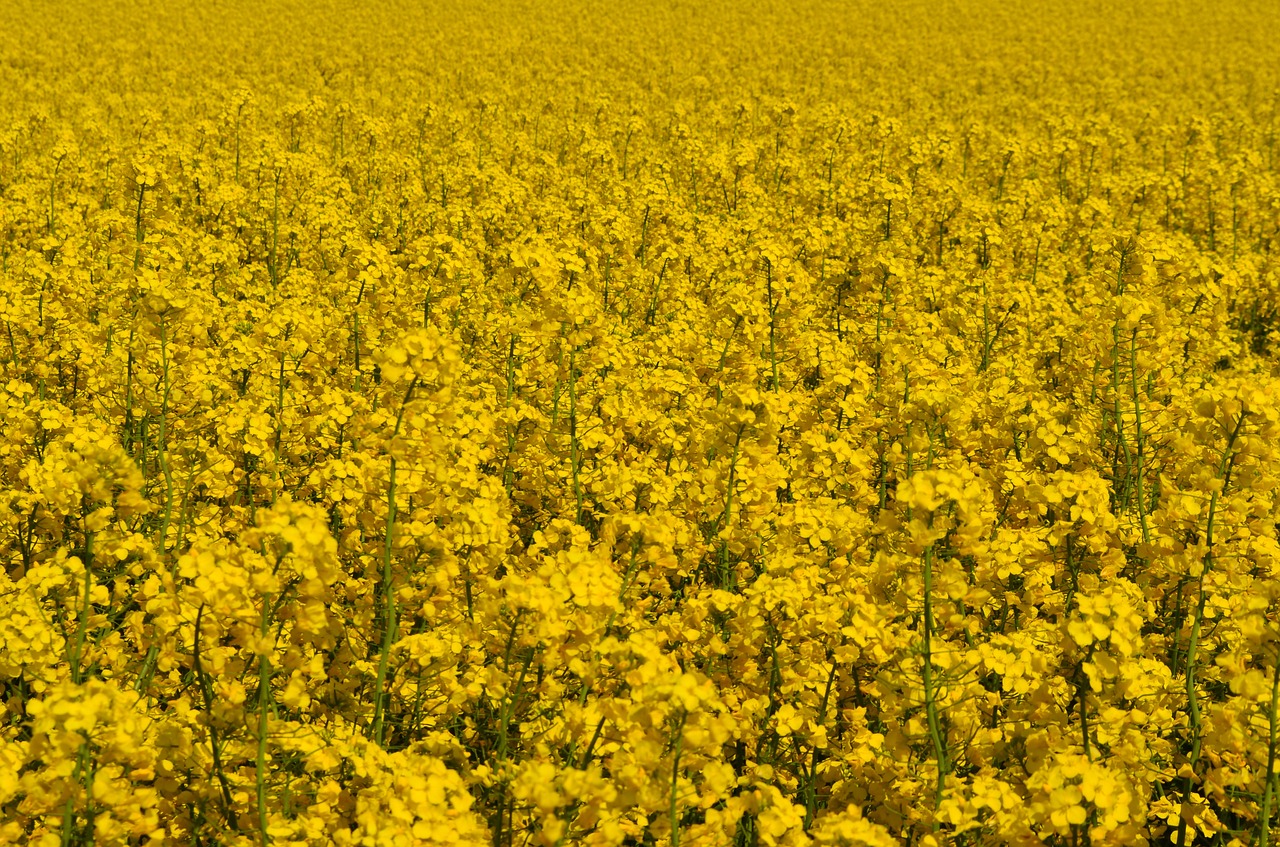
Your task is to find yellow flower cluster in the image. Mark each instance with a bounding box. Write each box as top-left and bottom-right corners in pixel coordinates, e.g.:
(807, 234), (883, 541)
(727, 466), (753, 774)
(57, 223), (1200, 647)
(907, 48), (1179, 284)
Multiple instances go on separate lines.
(3, 0), (1280, 845)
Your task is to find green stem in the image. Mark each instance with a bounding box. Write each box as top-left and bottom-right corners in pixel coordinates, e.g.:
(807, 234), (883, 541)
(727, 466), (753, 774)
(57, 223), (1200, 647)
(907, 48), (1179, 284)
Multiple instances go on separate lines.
(1177, 410), (1247, 847)
(1128, 328), (1152, 547)
(157, 319), (176, 562)
(718, 424), (746, 588)
(765, 259), (779, 391)
(503, 334), (518, 498)
(670, 710), (688, 847)
(257, 594), (272, 846)
(70, 528), (94, 684)
(1110, 323), (1134, 507)
(269, 169), (281, 288)
(194, 606), (239, 830)
(922, 541), (948, 818)
(49, 155), (62, 236)
(273, 350), (286, 504)
(1258, 649), (1280, 847)
(370, 377), (419, 744)
(568, 348), (583, 524)
(133, 183), (146, 270)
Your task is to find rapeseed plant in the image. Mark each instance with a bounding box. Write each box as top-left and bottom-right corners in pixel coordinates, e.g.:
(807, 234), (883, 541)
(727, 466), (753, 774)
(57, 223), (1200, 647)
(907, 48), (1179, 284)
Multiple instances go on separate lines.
(3, 0), (1280, 845)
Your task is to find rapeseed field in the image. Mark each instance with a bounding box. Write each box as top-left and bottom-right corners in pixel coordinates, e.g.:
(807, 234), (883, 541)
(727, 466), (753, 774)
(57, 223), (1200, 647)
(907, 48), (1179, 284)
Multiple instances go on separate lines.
(3, 1), (1280, 844)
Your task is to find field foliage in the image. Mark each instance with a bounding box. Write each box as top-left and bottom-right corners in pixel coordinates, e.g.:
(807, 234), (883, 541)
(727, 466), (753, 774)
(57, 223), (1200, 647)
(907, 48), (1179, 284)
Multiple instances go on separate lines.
(3, 2), (1280, 845)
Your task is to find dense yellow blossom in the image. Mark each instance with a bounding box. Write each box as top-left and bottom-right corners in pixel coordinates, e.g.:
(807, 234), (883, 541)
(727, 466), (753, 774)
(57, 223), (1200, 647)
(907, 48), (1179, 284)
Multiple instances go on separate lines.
(3, 0), (1280, 845)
